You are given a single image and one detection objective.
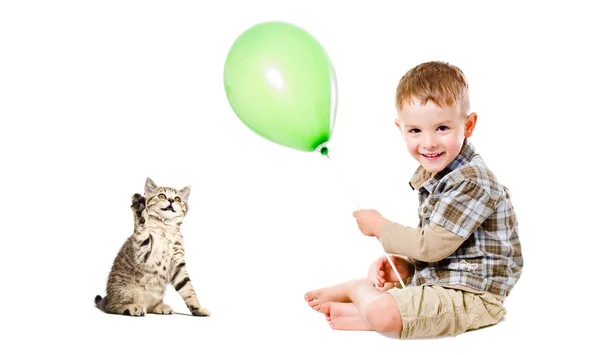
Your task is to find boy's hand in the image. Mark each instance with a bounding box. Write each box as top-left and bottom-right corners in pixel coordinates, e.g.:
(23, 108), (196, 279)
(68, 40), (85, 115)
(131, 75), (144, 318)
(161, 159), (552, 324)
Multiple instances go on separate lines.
(369, 255), (413, 287)
(369, 255), (390, 287)
(352, 209), (385, 237)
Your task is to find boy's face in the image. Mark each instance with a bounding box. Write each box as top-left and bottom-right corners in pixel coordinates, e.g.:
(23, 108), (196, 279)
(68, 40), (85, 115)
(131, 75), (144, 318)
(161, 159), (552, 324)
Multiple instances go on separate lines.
(396, 100), (477, 173)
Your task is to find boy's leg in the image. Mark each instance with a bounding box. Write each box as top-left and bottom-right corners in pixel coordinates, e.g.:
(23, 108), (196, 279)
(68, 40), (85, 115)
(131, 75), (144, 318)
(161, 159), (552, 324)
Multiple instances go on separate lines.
(306, 278), (403, 336)
(386, 285), (507, 339)
(345, 278), (402, 336)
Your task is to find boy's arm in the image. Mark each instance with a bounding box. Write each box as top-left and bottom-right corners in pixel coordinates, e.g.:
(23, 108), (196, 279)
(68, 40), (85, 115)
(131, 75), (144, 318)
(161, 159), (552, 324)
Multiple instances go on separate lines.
(376, 179), (497, 262)
(379, 219), (464, 262)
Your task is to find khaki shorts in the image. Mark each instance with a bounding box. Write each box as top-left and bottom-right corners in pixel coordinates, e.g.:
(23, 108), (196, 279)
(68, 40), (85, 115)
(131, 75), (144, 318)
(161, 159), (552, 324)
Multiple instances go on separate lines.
(386, 284), (506, 339)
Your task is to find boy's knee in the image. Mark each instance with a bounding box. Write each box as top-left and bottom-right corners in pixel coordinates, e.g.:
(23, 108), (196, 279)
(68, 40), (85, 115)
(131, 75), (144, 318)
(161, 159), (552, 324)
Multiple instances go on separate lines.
(365, 294), (402, 335)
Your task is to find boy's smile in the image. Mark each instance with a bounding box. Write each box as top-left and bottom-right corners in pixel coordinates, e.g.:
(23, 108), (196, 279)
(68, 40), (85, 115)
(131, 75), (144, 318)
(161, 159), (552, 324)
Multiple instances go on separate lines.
(395, 99), (477, 173)
(422, 152), (444, 161)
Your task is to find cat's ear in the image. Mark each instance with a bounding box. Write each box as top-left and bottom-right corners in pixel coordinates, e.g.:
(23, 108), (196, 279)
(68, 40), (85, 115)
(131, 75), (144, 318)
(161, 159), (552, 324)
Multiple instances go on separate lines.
(145, 177), (157, 195)
(180, 186), (191, 202)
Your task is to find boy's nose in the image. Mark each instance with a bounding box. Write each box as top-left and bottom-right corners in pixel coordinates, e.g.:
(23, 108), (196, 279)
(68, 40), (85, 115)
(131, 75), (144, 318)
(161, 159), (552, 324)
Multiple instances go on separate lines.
(423, 134), (438, 149)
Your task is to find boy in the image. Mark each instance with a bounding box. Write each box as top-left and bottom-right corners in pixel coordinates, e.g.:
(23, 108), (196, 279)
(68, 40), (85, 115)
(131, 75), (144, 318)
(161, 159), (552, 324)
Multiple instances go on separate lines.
(304, 61), (523, 339)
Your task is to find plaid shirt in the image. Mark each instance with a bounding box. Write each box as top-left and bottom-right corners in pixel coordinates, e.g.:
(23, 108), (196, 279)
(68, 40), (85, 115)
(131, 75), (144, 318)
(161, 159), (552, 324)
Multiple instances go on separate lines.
(407, 139), (523, 298)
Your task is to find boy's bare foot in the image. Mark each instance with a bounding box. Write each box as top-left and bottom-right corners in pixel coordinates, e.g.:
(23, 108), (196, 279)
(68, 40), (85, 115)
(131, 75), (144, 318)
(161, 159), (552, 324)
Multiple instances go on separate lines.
(304, 282), (352, 311)
(329, 316), (374, 331)
(320, 302), (360, 321)
(318, 301), (374, 331)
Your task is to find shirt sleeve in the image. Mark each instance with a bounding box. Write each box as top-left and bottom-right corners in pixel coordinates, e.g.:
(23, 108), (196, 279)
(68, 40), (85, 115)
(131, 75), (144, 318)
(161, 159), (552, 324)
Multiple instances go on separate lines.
(380, 220), (465, 262)
(429, 179), (497, 239)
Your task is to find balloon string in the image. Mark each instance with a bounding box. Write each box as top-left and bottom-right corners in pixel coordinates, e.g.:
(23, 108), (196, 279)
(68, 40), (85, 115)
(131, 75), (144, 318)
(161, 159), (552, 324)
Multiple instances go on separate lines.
(325, 153), (406, 289)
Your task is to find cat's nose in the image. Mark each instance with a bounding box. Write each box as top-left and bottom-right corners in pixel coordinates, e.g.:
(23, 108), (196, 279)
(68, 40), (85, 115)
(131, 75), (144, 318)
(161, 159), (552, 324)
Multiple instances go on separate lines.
(168, 198), (174, 203)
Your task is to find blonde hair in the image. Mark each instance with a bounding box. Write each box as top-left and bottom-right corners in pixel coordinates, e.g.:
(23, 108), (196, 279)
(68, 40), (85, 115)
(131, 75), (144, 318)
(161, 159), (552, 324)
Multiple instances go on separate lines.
(395, 61), (470, 114)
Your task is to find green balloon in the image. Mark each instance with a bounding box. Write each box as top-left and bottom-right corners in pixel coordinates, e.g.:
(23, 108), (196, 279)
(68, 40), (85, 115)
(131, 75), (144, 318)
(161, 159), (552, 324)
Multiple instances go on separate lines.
(224, 21), (337, 153)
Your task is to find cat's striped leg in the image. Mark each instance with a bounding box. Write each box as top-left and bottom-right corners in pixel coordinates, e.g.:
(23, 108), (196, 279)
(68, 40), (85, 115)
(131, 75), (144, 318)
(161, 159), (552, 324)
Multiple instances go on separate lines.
(130, 194), (154, 265)
(170, 254), (210, 316)
(103, 285), (147, 316)
(133, 231), (154, 265)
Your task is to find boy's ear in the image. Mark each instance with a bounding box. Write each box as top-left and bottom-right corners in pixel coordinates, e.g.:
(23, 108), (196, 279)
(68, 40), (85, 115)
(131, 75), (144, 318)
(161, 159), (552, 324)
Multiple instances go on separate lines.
(464, 112), (478, 138)
(394, 119), (406, 141)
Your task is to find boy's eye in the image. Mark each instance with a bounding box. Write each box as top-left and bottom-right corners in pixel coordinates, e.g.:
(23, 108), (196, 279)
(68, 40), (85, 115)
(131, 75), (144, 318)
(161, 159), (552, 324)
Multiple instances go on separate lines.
(409, 128), (421, 133)
(438, 125), (449, 131)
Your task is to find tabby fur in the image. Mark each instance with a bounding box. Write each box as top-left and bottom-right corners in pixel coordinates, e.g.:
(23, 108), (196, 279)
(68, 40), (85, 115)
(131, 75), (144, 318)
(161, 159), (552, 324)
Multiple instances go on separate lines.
(95, 178), (210, 317)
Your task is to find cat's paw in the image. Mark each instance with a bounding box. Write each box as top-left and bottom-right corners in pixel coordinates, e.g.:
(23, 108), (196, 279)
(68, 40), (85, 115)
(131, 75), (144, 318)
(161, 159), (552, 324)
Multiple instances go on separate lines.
(131, 193), (146, 225)
(121, 304), (146, 317)
(189, 305), (210, 317)
(149, 303), (173, 315)
(131, 193), (146, 213)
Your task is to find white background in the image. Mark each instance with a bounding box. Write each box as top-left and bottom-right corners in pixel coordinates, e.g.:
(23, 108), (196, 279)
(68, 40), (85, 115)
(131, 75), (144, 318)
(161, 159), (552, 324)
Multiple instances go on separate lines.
(1, 0), (598, 353)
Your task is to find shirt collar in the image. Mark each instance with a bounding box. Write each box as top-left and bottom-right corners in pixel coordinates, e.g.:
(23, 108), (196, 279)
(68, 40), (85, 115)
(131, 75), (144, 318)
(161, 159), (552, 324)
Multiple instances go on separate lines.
(409, 139), (476, 192)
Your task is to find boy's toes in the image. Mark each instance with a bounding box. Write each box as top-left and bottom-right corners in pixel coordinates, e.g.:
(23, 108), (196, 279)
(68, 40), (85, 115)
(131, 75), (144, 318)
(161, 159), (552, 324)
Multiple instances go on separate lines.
(304, 291), (316, 302)
(309, 298), (320, 308)
(319, 302), (332, 319)
(304, 290), (323, 312)
(305, 289), (321, 304)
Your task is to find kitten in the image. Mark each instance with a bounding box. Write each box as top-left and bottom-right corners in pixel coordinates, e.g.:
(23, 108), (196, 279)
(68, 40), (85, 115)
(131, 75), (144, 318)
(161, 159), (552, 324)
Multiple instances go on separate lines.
(95, 177), (210, 317)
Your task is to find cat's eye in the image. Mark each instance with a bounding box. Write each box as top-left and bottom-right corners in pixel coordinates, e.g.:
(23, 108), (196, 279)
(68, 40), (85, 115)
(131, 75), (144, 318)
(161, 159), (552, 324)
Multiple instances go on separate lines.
(174, 197), (181, 203)
(158, 194), (166, 200)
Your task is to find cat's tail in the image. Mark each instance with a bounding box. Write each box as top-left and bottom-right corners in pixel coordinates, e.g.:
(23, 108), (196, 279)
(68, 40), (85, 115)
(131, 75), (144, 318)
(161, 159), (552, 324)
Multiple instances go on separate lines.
(95, 295), (107, 312)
